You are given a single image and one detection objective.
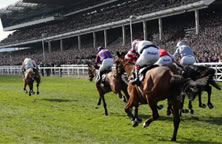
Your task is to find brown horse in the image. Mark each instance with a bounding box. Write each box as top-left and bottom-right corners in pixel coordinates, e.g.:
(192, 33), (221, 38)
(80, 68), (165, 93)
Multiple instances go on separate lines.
(24, 68), (41, 96)
(115, 52), (197, 141)
(88, 63), (129, 115)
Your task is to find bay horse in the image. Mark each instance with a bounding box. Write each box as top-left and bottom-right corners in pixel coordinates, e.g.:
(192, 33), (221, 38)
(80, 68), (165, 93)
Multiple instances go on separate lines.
(88, 63), (129, 115)
(115, 51), (198, 141)
(24, 68), (41, 96)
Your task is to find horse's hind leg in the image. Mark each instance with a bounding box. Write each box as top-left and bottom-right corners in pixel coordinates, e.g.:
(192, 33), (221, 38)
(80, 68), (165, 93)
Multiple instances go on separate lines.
(171, 100), (181, 141)
(24, 82), (28, 93)
(97, 97), (101, 106)
(143, 100), (159, 128)
(116, 92), (127, 104)
(100, 93), (108, 116)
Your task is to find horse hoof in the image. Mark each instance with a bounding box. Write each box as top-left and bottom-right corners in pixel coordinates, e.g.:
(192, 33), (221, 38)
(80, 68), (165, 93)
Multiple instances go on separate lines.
(199, 104), (206, 108)
(182, 109), (189, 113)
(29, 94), (31, 96)
(170, 137), (176, 141)
(135, 118), (142, 123)
(208, 103), (214, 109)
(157, 104), (164, 110)
(167, 110), (171, 116)
(142, 122), (148, 128)
(37, 92), (39, 95)
(132, 120), (139, 127)
(190, 109), (194, 114)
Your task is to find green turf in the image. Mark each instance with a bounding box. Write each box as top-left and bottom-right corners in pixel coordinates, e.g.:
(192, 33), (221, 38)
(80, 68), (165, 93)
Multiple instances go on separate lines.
(0, 75), (222, 144)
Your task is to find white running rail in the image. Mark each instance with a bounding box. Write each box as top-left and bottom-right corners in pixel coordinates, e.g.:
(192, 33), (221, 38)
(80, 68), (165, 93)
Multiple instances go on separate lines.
(0, 63), (222, 81)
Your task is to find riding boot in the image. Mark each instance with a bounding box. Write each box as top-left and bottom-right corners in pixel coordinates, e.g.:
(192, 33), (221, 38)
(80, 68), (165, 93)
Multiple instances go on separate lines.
(96, 71), (102, 85)
(130, 66), (140, 85)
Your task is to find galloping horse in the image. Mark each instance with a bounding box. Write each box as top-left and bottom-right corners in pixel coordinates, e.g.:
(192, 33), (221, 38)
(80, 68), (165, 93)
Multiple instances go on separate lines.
(115, 51), (198, 141)
(178, 65), (221, 114)
(88, 63), (129, 115)
(23, 68), (41, 96)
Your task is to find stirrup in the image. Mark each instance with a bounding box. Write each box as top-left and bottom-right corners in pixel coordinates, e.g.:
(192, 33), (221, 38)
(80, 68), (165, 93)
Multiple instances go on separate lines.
(130, 78), (140, 85)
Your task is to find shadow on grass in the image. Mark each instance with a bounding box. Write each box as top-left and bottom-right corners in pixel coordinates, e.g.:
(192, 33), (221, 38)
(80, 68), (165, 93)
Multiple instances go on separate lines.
(177, 138), (222, 144)
(33, 98), (78, 103)
(201, 116), (222, 125)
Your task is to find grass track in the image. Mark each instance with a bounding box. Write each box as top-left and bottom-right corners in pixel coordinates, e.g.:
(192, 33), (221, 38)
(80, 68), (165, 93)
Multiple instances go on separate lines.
(0, 75), (222, 144)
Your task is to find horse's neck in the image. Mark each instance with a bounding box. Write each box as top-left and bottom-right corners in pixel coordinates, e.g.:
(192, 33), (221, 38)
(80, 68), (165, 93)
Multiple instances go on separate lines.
(124, 64), (134, 77)
(94, 69), (98, 77)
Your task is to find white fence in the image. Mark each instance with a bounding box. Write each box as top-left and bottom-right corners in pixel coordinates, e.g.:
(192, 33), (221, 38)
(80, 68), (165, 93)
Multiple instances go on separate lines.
(0, 63), (222, 81)
(0, 64), (89, 78)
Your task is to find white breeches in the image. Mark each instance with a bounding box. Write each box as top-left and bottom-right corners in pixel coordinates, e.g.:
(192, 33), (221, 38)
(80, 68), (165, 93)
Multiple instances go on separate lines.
(136, 48), (160, 66)
(155, 55), (173, 66)
(25, 64), (34, 70)
(99, 58), (113, 72)
(180, 55), (195, 65)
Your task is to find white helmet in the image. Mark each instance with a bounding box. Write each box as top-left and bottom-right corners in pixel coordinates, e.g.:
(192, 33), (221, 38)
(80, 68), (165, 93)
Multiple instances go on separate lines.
(176, 41), (185, 47)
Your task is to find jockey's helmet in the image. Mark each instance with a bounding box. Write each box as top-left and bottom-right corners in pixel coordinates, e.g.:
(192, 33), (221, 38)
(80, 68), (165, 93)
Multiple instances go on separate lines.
(131, 39), (141, 49)
(176, 41), (185, 48)
(97, 46), (105, 53)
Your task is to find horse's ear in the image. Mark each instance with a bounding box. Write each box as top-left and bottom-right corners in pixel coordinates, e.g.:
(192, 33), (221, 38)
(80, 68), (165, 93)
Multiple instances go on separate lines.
(116, 51), (121, 57)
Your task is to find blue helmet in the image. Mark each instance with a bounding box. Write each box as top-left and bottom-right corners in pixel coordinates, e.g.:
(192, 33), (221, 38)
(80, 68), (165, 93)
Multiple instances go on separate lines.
(176, 41), (185, 47)
(97, 46), (104, 53)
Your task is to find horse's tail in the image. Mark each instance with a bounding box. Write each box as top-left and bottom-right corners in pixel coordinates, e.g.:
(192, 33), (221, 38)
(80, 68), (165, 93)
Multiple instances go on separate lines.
(209, 79), (221, 90)
(170, 74), (187, 85)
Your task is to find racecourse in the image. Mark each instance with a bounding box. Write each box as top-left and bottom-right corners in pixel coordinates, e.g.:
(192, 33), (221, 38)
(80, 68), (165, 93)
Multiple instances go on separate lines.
(0, 75), (222, 144)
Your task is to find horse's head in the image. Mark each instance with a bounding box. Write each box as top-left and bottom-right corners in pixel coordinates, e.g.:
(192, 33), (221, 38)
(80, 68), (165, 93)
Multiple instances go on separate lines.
(87, 63), (96, 82)
(115, 51), (135, 77)
(115, 51), (127, 76)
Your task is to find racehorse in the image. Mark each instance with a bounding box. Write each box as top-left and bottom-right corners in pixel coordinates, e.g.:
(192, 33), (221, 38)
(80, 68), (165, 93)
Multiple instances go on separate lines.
(179, 65), (221, 114)
(23, 68), (41, 96)
(88, 63), (129, 115)
(115, 51), (199, 141)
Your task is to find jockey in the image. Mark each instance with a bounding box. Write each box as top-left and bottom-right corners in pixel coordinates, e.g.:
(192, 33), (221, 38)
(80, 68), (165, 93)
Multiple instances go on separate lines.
(173, 41), (195, 65)
(124, 40), (160, 85)
(21, 58), (38, 75)
(95, 46), (113, 84)
(155, 48), (174, 66)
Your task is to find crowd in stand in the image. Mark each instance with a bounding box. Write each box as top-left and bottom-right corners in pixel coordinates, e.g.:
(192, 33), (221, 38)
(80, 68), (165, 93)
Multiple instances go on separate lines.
(0, 0), (222, 66)
(0, 0), (200, 45)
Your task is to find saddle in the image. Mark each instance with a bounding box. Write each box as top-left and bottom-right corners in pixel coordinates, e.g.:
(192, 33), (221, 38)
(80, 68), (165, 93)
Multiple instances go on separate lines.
(132, 65), (159, 82)
(24, 68), (34, 80)
(99, 69), (112, 87)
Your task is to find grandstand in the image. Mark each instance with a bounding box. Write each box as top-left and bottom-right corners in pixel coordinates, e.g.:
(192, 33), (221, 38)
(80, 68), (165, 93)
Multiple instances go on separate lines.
(0, 0), (222, 66)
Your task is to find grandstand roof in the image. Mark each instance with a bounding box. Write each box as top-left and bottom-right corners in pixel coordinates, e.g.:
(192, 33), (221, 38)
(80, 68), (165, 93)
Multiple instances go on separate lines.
(23, 0), (79, 5)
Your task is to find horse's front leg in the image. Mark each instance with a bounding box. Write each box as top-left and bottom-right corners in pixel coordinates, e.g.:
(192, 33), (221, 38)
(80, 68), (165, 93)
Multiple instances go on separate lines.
(132, 105), (142, 127)
(181, 93), (189, 115)
(125, 102), (135, 126)
(24, 82), (28, 94)
(36, 82), (40, 95)
(206, 86), (213, 109)
(188, 100), (194, 114)
(28, 82), (34, 96)
(198, 91), (206, 108)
